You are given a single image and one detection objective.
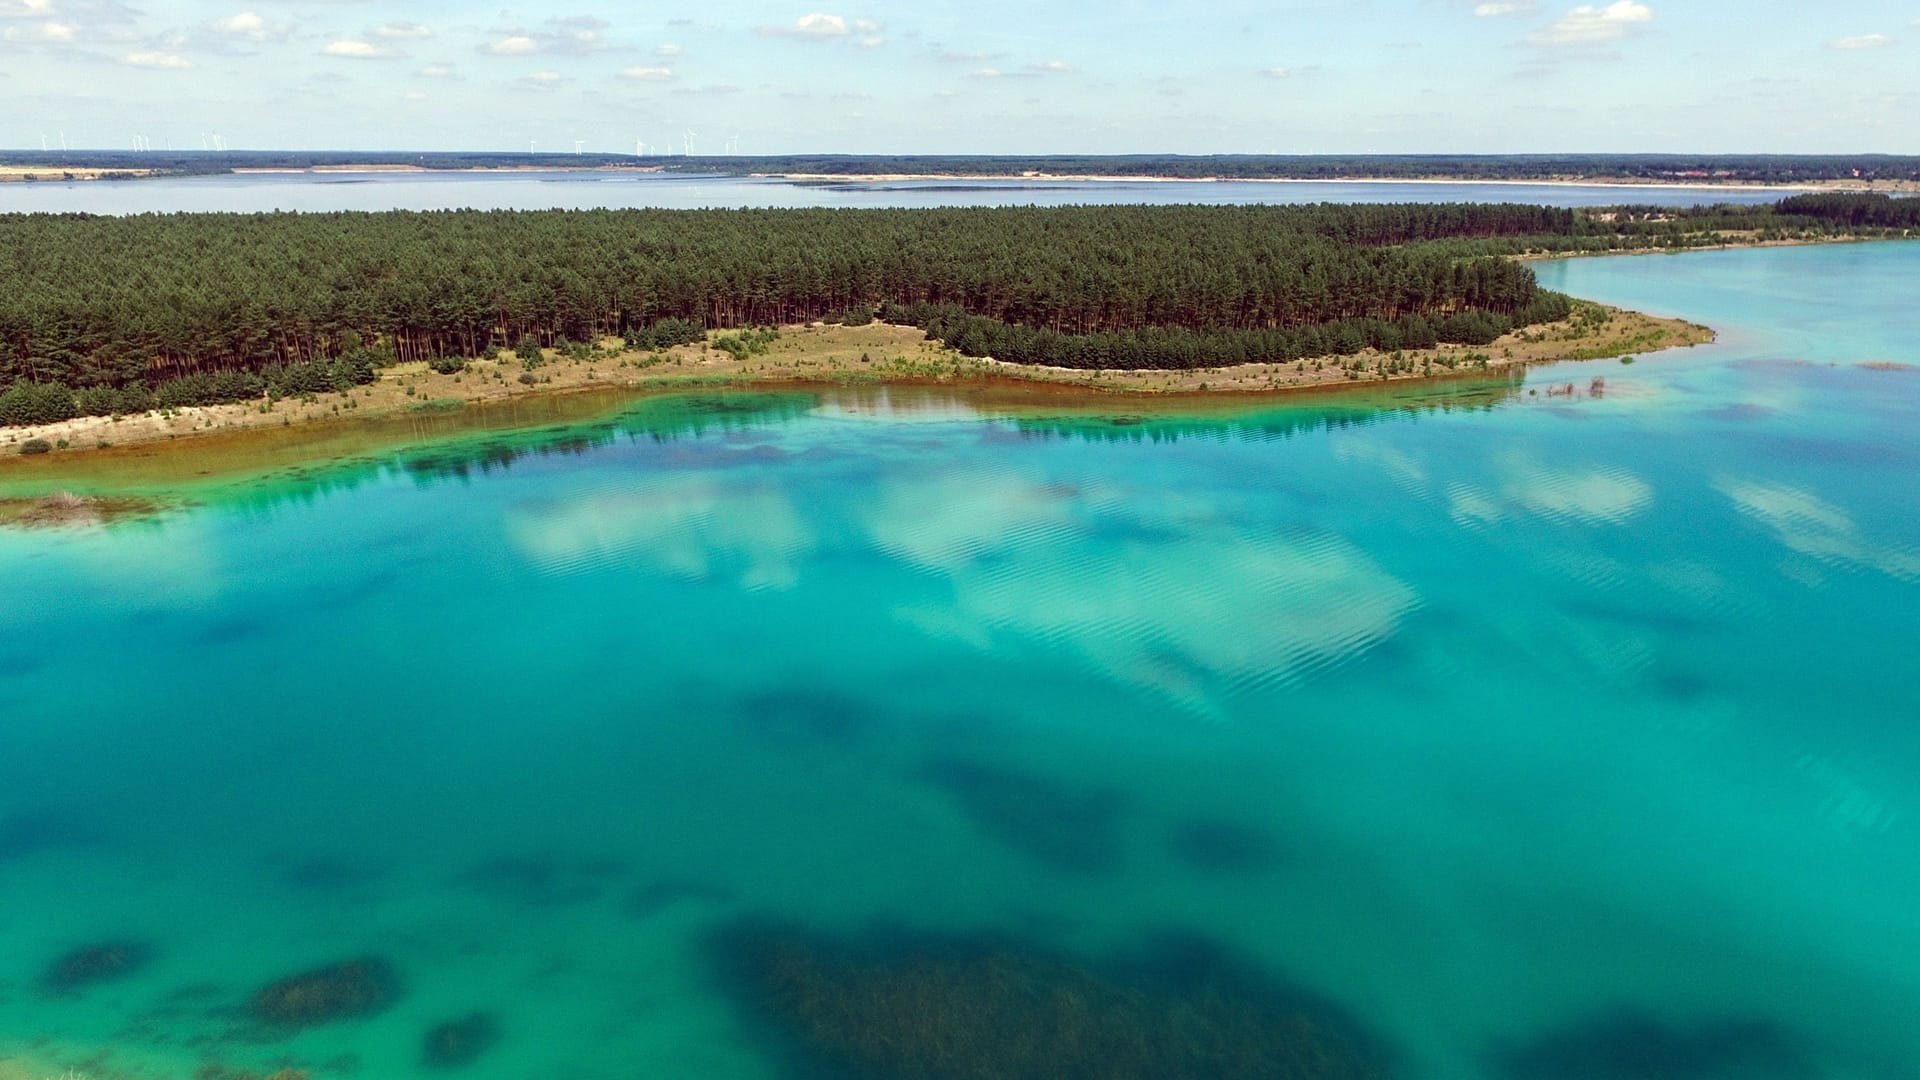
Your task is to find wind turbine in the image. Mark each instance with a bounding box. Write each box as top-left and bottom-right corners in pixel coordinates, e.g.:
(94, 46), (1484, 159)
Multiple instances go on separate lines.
(683, 130), (695, 157)
(39, 133), (48, 151)
(574, 139), (585, 154)
(529, 138), (537, 154)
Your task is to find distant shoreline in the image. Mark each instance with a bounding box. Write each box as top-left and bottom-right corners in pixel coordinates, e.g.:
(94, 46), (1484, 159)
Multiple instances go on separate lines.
(5, 164), (1914, 194)
(761, 172), (1858, 192)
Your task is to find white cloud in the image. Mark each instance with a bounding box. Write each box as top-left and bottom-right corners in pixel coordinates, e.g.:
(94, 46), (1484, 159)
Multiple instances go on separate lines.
(1028, 59), (1075, 73)
(654, 43), (681, 56)
(484, 17), (607, 56)
(1473, 0), (1539, 14)
(121, 50), (192, 69)
(402, 90), (427, 101)
(759, 12), (850, 37)
(0, 0), (57, 15)
(1261, 66), (1291, 78)
(211, 12), (282, 41)
(322, 39), (388, 59)
(620, 65), (674, 80)
(1828, 33), (1891, 49)
(3, 18), (73, 40)
(418, 63), (451, 77)
(1528, 1), (1654, 45)
(969, 67), (1002, 78)
(375, 21), (432, 40)
(520, 70), (564, 87)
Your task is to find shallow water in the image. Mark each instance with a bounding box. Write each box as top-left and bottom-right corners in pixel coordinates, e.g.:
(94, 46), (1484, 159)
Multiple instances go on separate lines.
(2, 243), (1918, 1079)
(0, 170), (1804, 215)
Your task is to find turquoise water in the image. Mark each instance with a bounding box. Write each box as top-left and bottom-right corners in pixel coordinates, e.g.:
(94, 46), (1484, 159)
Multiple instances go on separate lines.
(2, 243), (1918, 1079)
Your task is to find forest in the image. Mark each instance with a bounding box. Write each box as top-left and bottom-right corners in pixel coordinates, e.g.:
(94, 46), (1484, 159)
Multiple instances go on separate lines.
(0, 197), (1911, 425)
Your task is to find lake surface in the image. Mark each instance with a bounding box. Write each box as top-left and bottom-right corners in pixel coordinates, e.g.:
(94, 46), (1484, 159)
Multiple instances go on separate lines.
(0, 169), (1807, 215)
(2, 242), (1917, 1080)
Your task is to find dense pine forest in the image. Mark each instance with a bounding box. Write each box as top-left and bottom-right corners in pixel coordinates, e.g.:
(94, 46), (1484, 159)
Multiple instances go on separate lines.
(0, 196), (1913, 425)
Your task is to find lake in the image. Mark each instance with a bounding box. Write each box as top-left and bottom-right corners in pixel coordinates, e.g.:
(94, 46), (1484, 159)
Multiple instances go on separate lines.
(0, 169), (1807, 215)
(1, 242), (1916, 1079)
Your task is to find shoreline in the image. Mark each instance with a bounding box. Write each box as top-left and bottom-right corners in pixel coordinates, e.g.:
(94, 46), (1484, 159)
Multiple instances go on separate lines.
(759, 172), (1916, 193)
(8, 164), (1913, 193)
(1514, 233), (1897, 261)
(0, 305), (1709, 500)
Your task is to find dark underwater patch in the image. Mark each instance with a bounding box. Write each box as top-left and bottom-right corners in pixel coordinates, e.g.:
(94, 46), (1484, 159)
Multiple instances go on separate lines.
(918, 757), (1128, 876)
(626, 878), (737, 919)
(0, 652), (43, 678)
(248, 956), (403, 1030)
(1167, 817), (1285, 874)
(706, 920), (1395, 1080)
(1492, 1010), (1818, 1080)
(276, 854), (391, 893)
(735, 688), (874, 748)
(198, 617), (270, 647)
(422, 1011), (503, 1069)
(454, 853), (626, 909)
(0, 809), (100, 863)
(40, 940), (155, 996)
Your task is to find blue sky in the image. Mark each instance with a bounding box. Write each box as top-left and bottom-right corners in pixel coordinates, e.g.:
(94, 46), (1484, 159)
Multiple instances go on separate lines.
(1, 0), (1915, 154)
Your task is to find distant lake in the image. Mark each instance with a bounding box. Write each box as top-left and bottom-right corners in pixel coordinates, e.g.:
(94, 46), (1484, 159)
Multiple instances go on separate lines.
(0, 169), (1809, 214)
(1, 242), (1915, 1078)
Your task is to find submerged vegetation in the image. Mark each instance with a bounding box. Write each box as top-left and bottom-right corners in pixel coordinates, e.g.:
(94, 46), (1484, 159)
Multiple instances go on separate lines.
(247, 956), (402, 1029)
(708, 921), (1393, 1080)
(38, 940), (155, 996)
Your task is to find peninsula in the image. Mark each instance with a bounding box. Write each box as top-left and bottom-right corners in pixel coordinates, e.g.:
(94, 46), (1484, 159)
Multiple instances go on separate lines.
(0, 195), (1911, 466)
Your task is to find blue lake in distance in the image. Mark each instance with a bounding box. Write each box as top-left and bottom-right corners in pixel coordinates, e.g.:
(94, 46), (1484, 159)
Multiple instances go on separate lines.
(0, 168), (1808, 214)
(0, 242), (1917, 1078)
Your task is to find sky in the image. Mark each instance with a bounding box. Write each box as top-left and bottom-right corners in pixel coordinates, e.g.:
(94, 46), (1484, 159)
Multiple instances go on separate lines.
(1, 0), (1916, 155)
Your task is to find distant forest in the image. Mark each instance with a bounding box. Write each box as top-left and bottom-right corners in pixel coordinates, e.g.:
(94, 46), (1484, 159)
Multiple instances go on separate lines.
(0, 195), (1914, 425)
(3, 150), (1919, 185)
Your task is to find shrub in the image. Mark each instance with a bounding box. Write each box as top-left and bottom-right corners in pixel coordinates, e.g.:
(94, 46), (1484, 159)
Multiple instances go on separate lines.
(0, 382), (78, 426)
(19, 438), (52, 455)
(515, 335), (543, 364)
(430, 355), (469, 375)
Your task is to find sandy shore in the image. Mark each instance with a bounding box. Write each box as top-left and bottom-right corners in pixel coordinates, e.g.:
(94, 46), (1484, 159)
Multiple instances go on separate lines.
(0, 165), (156, 182)
(0, 306), (1711, 472)
(228, 164), (666, 175)
(1516, 234), (1895, 261)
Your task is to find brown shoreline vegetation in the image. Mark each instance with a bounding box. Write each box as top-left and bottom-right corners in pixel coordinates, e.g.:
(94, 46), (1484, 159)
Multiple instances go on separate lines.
(0, 304), (1707, 464)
